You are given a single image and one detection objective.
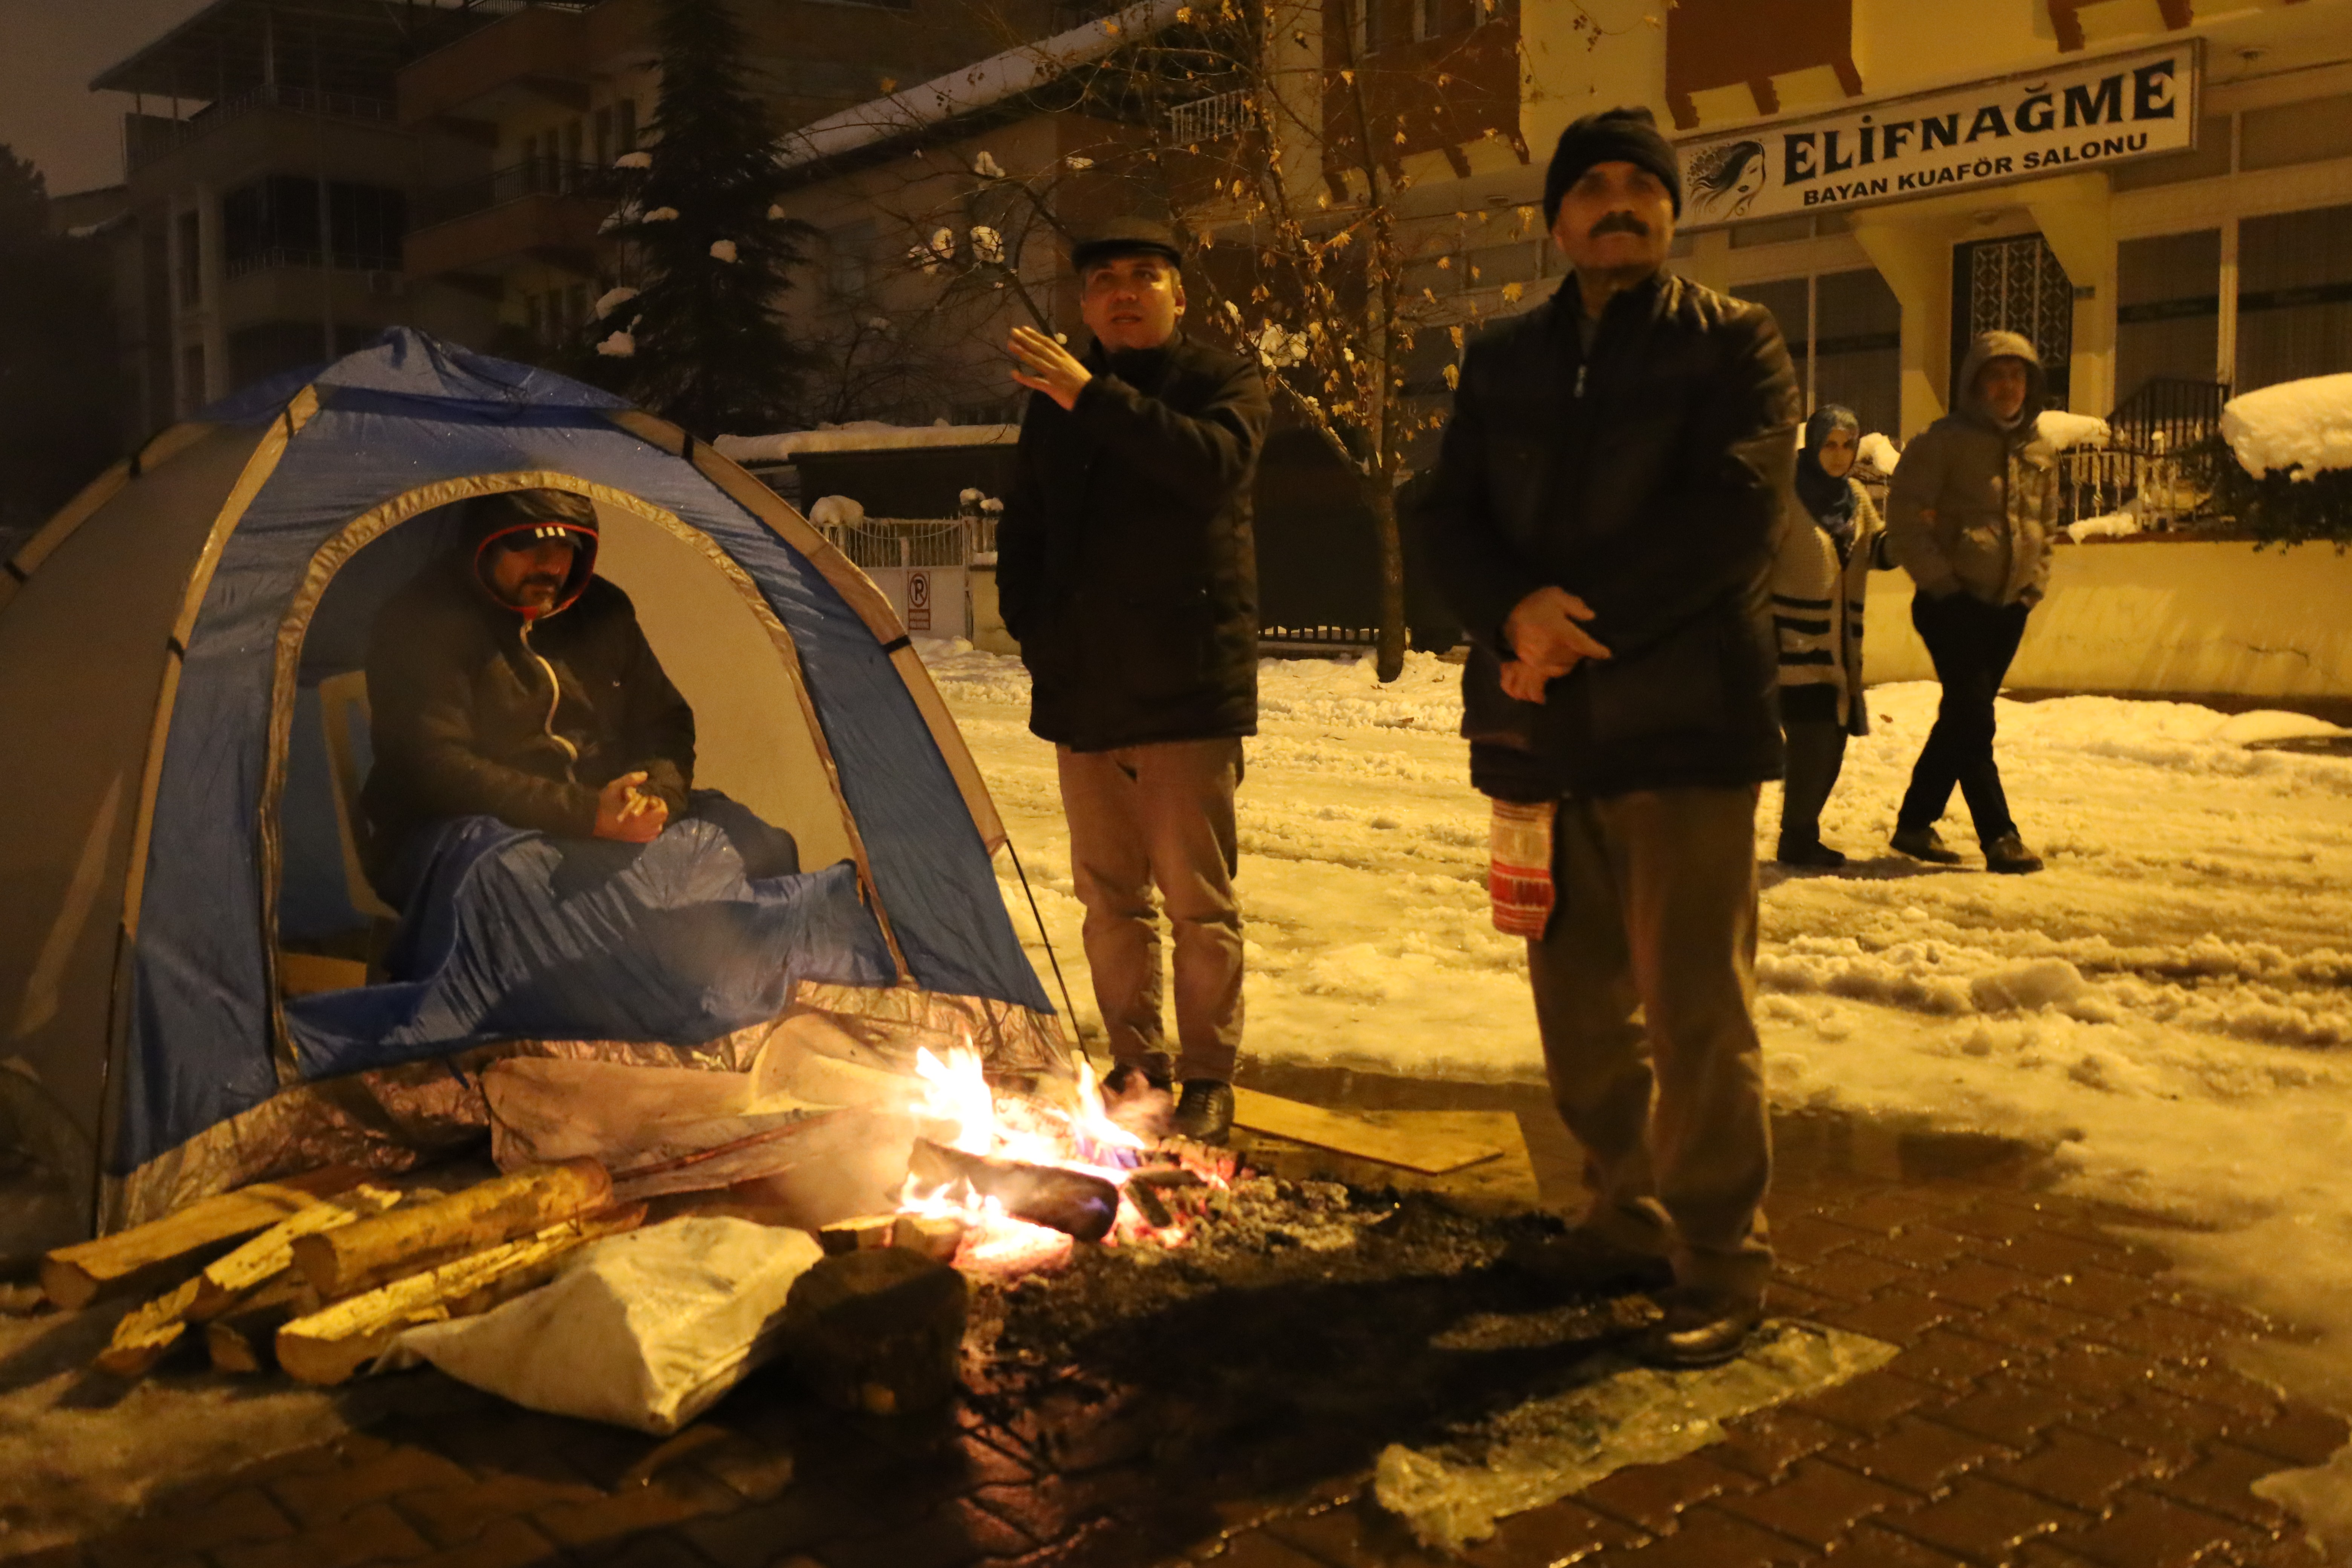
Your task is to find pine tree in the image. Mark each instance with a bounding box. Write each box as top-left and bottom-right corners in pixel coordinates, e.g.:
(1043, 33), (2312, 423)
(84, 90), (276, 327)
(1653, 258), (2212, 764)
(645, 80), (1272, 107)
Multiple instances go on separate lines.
(584, 0), (810, 438)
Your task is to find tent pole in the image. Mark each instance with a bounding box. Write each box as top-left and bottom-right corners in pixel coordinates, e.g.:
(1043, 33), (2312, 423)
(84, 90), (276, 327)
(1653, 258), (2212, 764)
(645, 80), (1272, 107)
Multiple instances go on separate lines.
(1003, 836), (1082, 1055)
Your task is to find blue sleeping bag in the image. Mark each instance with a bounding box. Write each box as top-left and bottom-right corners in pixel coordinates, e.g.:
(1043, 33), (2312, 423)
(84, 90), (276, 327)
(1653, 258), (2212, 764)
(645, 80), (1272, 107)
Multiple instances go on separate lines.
(284, 794), (896, 1077)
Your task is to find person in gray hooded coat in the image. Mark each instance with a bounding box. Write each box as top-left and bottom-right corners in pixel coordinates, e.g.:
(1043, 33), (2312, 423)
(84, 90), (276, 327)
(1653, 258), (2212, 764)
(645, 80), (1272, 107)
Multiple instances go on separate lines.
(1882, 329), (2056, 874)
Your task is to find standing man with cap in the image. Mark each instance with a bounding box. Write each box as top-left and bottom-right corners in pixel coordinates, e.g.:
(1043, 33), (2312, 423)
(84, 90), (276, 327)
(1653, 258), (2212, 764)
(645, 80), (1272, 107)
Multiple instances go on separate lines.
(995, 217), (1272, 1144)
(1420, 109), (1801, 1365)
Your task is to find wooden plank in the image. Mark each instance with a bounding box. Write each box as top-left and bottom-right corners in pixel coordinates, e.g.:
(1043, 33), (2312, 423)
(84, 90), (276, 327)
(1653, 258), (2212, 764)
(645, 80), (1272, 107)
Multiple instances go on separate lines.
(95, 1277), (204, 1377)
(205, 1273), (309, 1375)
(1229, 1089), (1507, 1175)
(276, 1205), (643, 1387)
(1235, 1109), (1541, 1214)
(41, 1166), (365, 1311)
(290, 1159), (609, 1300)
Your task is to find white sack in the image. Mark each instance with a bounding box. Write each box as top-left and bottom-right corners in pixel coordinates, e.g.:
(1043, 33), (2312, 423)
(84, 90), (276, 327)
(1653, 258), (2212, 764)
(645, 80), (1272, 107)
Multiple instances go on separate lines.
(750, 1011), (923, 1108)
(400, 1216), (823, 1434)
(484, 1057), (830, 1171)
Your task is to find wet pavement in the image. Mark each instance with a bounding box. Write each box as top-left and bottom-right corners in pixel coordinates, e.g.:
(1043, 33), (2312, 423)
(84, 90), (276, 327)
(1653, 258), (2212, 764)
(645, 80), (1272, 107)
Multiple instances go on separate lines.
(3, 1072), (2345, 1568)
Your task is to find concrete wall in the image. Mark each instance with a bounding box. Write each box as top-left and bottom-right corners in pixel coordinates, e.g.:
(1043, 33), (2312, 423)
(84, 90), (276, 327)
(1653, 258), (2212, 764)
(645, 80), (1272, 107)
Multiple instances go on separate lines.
(1864, 538), (2352, 700)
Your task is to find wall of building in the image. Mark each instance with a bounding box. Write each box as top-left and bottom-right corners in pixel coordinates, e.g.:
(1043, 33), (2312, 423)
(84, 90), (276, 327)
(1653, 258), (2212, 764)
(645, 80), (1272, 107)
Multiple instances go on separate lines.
(1863, 538), (2352, 700)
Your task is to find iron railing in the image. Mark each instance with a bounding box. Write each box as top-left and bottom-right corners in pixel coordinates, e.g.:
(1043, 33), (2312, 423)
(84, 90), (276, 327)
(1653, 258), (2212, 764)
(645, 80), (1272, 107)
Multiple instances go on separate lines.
(820, 517), (995, 571)
(223, 245), (403, 279)
(2109, 376), (2231, 459)
(1167, 89), (1250, 145)
(414, 161), (619, 227)
(127, 84), (398, 172)
(2055, 377), (2232, 531)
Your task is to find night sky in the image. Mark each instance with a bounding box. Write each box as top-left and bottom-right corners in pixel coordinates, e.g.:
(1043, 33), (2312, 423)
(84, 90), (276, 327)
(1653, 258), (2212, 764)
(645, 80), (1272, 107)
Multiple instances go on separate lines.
(0, 0), (214, 196)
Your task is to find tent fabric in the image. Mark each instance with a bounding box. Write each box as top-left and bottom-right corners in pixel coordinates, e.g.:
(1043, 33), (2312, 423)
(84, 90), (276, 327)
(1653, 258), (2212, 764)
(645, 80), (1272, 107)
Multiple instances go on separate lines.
(0, 328), (1059, 1230)
(283, 805), (895, 1080)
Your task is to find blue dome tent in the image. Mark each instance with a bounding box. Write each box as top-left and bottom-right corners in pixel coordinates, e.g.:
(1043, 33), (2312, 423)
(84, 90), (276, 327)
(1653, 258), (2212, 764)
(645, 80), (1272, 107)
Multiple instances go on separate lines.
(0, 330), (1060, 1241)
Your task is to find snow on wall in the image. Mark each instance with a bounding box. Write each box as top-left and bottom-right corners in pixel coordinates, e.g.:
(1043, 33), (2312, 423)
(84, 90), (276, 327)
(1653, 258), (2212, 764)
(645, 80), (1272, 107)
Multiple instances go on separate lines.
(2035, 410), (2110, 451)
(1865, 540), (2352, 699)
(2222, 373), (2352, 478)
(715, 423), (1021, 462)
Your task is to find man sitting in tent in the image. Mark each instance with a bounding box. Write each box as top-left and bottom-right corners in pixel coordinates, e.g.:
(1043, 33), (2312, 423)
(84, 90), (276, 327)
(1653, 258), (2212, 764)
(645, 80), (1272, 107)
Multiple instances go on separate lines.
(359, 487), (782, 908)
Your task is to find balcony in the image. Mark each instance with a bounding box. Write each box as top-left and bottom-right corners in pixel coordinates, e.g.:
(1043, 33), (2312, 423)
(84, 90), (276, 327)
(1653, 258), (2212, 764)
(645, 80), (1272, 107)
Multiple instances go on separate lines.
(406, 162), (615, 278)
(127, 84), (398, 174)
(399, 3), (596, 129)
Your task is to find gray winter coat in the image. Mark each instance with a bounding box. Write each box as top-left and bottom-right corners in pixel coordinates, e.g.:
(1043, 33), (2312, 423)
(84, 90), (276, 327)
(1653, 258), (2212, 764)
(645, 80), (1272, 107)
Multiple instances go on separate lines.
(1885, 330), (2059, 609)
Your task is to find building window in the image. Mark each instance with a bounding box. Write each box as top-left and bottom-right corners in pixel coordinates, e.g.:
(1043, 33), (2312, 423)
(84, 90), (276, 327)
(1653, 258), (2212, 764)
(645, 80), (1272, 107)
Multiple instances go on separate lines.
(175, 209), (201, 307)
(1954, 235), (2074, 410)
(2115, 230), (2220, 400)
(221, 176), (406, 276)
(2239, 93), (2352, 175)
(829, 219), (876, 297)
(1744, 269), (1900, 438)
(2237, 202), (2352, 394)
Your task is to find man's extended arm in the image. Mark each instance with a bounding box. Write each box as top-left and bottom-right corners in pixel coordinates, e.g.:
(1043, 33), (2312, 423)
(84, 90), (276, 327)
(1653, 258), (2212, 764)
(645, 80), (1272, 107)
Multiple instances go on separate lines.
(1065, 357), (1270, 502)
(1571, 306), (1800, 661)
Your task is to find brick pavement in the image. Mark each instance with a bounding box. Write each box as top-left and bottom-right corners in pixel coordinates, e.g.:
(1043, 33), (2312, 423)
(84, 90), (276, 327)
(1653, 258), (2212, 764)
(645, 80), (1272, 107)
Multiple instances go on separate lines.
(8, 1101), (2345, 1568)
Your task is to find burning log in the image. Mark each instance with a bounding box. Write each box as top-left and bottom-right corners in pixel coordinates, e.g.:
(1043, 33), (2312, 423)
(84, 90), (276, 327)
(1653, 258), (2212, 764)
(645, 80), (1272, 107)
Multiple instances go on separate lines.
(291, 1160), (609, 1300)
(908, 1139), (1120, 1244)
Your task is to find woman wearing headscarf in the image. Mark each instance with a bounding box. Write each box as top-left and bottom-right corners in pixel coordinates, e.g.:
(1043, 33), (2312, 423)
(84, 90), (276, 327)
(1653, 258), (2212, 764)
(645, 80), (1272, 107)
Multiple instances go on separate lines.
(1770, 406), (1893, 868)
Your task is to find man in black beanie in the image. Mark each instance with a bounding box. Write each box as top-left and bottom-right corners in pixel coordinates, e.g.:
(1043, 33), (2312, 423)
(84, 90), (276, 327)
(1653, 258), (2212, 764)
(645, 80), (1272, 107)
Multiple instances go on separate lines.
(1419, 107), (1801, 1367)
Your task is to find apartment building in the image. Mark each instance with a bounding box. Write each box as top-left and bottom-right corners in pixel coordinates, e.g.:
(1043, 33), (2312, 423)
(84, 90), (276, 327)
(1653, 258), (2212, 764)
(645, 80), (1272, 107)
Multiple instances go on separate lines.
(775, 0), (2352, 450)
(90, 0), (513, 439)
(396, 0), (1052, 359)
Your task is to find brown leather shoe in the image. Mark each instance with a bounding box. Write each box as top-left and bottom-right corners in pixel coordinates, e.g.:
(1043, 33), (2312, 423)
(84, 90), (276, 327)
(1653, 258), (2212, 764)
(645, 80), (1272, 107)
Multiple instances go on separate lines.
(1639, 1287), (1765, 1369)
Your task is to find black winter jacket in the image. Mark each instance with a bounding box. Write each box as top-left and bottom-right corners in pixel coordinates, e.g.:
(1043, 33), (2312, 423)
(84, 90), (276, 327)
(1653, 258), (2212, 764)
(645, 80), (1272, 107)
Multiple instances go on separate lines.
(996, 332), (1272, 752)
(360, 524), (695, 898)
(1418, 272), (1801, 801)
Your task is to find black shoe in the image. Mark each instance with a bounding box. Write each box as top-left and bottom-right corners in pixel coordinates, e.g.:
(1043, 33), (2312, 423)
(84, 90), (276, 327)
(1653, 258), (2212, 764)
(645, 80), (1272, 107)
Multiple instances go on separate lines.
(1104, 1052), (1175, 1095)
(1774, 839), (1848, 870)
(1170, 1079), (1234, 1145)
(1508, 1227), (1675, 1295)
(1983, 831), (2044, 874)
(1639, 1288), (1765, 1369)
(1890, 825), (1963, 864)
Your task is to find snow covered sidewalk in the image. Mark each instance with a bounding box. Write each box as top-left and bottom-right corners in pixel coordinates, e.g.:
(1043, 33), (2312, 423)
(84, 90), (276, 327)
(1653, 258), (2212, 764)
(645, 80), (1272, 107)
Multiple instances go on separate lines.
(928, 640), (2352, 1530)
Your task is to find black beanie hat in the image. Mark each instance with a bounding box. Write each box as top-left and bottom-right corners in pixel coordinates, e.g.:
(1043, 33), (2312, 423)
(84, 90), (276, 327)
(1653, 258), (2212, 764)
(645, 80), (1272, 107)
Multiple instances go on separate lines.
(1541, 106), (1683, 228)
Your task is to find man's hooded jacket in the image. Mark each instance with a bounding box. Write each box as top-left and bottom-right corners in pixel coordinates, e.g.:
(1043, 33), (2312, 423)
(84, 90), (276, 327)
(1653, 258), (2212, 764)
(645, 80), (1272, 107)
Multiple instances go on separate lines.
(360, 496), (695, 898)
(996, 332), (1271, 752)
(1883, 329), (2058, 609)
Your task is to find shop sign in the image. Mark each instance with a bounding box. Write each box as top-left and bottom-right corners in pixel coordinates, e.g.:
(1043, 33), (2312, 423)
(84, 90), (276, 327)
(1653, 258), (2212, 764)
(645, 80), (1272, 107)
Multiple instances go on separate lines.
(1677, 41), (2200, 230)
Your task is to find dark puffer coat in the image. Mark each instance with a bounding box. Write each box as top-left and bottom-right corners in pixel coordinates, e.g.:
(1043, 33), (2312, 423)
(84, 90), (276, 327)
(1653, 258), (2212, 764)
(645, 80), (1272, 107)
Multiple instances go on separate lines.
(1418, 270), (1802, 801)
(996, 332), (1272, 752)
(360, 502), (695, 896)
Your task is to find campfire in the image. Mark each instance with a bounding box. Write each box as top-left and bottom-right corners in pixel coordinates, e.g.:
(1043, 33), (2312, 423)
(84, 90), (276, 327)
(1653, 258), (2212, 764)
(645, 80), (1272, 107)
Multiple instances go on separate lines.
(878, 1047), (1231, 1276)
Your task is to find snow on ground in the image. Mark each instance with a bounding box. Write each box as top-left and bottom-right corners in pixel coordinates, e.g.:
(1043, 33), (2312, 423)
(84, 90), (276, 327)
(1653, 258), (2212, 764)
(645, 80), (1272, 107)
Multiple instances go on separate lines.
(923, 639), (2352, 1531)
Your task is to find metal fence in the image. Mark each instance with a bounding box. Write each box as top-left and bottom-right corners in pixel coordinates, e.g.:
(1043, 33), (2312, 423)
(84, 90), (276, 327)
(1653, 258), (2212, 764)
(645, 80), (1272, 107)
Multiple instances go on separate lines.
(1167, 90), (1250, 145)
(2056, 378), (2232, 531)
(818, 517), (995, 570)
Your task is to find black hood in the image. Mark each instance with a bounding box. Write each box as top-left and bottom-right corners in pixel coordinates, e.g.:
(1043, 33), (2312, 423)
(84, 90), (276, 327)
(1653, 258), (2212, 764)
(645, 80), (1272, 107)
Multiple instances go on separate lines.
(463, 491), (600, 621)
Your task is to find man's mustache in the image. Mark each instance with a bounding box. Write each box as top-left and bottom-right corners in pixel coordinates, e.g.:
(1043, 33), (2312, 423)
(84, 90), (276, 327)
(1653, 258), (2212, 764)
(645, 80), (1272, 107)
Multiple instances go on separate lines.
(1589, 211), (1649, 238)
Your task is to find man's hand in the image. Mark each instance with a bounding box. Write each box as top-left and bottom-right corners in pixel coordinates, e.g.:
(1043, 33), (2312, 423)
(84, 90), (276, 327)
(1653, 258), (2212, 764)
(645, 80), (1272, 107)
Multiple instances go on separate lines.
(594, 771), (668, 844)
(1501, 586), (1611, 703)
(1008, 326), (1093, 412)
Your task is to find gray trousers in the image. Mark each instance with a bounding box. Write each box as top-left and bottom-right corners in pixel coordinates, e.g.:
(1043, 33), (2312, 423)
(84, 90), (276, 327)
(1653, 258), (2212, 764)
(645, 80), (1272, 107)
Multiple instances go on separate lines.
(1528, 786), (1774, 1302)
(1056, 738), (1245, 1082)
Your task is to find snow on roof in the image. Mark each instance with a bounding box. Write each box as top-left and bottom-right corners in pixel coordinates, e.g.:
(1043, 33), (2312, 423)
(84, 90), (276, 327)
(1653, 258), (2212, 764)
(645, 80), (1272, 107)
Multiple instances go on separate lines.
(2221, 373), (2352, 479)
(2037, 410), (2109, 452)
(774, 0), (1184, 170)
(715, 422), (1022, 462)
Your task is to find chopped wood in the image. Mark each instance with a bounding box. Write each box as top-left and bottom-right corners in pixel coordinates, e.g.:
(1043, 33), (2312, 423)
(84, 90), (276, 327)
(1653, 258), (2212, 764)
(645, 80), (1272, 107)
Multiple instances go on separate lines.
(191, 1183), (403, 1320)
(817, 1214), (901, 1256)
(276, 1204), (643, 1386)
(205, 1274), (309, 1375)
(41, 1166), (367, 1311)
(890, 1213), (968, 1263)
(1229, 1088), (1505, 1176)
(289, 1159), (609, 1301)
(95, 1277), (204, 1377)
(908, 1139), (1118, 1243)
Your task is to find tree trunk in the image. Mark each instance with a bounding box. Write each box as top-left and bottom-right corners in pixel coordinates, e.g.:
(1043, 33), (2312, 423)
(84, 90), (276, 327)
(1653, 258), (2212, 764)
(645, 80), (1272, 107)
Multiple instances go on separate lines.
(1366, 471), (1406, 682)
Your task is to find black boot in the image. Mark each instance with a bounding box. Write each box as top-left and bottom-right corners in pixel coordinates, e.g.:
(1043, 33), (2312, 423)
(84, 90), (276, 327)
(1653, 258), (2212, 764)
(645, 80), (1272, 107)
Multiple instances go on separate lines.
(1170, 1079), (1234, 1145)
(1983, 831), (2044, 874)
(1773, 838), (1848, 870)
(1639, 1286), (1766, 1369)
(1890, 825), (1963, 864)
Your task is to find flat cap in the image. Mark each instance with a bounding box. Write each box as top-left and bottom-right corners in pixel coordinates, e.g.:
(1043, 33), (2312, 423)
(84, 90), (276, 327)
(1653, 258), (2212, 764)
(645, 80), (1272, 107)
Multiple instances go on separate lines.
(1071, 217), (1184, 273)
